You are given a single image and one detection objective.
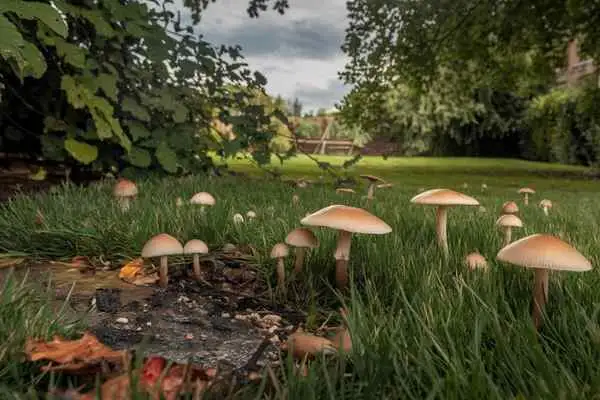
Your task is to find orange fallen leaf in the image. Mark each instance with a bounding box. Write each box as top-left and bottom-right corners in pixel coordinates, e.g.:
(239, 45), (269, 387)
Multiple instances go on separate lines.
(281, 333), (336, 360)
(119, 258), (158, 286)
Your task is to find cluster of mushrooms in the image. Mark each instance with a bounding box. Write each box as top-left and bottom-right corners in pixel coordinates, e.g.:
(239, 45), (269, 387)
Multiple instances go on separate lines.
(114, 177), (591, 334)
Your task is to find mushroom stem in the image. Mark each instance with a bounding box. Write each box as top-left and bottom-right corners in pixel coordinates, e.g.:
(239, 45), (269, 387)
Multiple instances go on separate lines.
(159, 256), (169, 287)
(542, 206), (549, 216)
(503, 226), (512, 247)
(367, 183), (376, 200)
(192, 254), (202, 281)
(532, 268), (549, 330)
(118, 197), (130, 212)
(334, 230), (353, 288)
(276, 258), (286, 288)
(524, 193), (529, 205)
(294, 247), (307, 274)
(435, 206), (449, 257)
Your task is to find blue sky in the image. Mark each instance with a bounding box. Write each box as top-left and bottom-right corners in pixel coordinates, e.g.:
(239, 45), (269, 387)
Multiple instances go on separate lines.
(179, 0), (350, 112)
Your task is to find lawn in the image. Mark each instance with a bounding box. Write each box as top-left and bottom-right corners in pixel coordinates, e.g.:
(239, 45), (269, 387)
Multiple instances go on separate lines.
(1, 155), (600, 398)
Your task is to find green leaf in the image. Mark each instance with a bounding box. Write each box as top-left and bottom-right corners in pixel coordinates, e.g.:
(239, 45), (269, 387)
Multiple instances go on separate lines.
(1, 0), (68, 38)
(155, 142), (178, 173)
(124, 146), (152, 167)
(0, 15), (47, 79)
(122, 97), (151, 122)
(64, 138), (98, 164)
(124, 120), (151, 141)
(96, 73), (118, 101)
(40, 134), (65, 161)
(55, 38), (86, 68)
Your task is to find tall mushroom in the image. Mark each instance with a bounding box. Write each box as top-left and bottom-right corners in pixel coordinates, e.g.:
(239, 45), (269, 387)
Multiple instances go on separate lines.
(301, 205), (391, 288)
(497, 234), (592, 330)
(502, 201), (519, 215)
(518, 187), (535, 205)
(410, 189), (479, 257)
(113, 179), (138, 212)
(360, 174), (386, 200)
(183, 239), (209, 281)
(285, 228), (319, 273)
(270, 243), (289, 289)
(141, 233), (183, 288)
(496, 214), (523, 246)
(190, 192), (215, 213)
(539, 199), (553, 216)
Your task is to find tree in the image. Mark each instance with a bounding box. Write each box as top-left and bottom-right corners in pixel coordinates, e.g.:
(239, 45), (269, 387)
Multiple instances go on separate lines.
(288, 97), (303, 117)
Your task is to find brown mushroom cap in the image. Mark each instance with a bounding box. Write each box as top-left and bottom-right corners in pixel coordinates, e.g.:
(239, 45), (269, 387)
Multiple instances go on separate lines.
(465, 252), (488, 270)
(496, 214), (523, 228)
(540, 199), (553, 208)
(518, 187), (535, 194)
(410, 188), (479, 206)
(497, 234), (592, 272)
(183, 239), (209, 255)
(190, 192), (216, 206)
(300, 205), (392, 234)
(285, 228), (319, 248)
(502, 201), (519, 214)
(113, 179), (138, 197)
(141, 234), (183, 258)
(270, 243), (289, 258)
(359, 174), (385, 183)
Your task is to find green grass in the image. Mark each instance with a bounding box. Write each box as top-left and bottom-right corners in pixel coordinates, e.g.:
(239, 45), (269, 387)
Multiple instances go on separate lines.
(1, 156), (600, 398)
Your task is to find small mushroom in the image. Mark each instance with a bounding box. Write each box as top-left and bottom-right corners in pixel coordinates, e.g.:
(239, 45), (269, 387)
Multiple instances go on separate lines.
(113, 179), (138, 211)
(190, 192), (216, 213)
(292, 194), (300, 205)
(518, 187), (535, 205)
(183, 239), (209, 281)
(496, 214), (523, 246)
(336, 188), (355, 194)
(465, 252), (488, 271)
(270, 243), (289, 289)
(141, 234), (183, 288)
(481, 183), (488, 192)
(539, 199), (553, 216)
(285, 228), (319, 273)
(175, 197), (183, 207)
(410, 189), (479, 257)
(301, 205), (391, 288)
(497, 234), (592, 330)
(246, 210), (257, 219)
(331, 308), (352, 353)
(502, 201), (519, 214)
(360, 174), (386, 200)
(233, 213), (245, 225)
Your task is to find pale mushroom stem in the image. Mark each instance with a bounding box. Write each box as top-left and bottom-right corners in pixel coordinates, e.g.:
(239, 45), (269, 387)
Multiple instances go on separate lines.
(532, 268), (549, 330)
(435, 206), (449, 257)
(334, 230), (353, 288)
(543, 206), (549, 216)
(294, 247), (307, 273)
(503, 227), (512, 247)
(192, 254), (202, 281)
(523, 193), (529, 205)
(367, 183), (376, 200)
(276, 258), (286, 288)
(159, 256), (169, 287)
(118, 197), (130, 212)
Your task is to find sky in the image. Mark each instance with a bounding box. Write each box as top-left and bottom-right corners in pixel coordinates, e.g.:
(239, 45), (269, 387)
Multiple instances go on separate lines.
(181, 0), (350, 113)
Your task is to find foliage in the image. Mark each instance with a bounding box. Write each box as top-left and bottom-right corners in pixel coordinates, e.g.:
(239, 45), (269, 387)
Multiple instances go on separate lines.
(0, 0), (289, 177)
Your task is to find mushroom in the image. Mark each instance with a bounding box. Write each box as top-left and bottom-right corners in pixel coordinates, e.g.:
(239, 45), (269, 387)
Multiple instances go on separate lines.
(496, 214), (523, 246)
(175, 197), (183, 207)
(481, 183), (487, 192)
(285, 227), (319, 273)
(331, 308), (352, 353)
(270, 243), (289, 289)
(336, 188), (355, 194)
(141, 233), (183, 288)
(113, 179), (138, 211)
(465, 252), (488, 271)
(497, 234), (592, 330)
(539, 199), (553, 216)
(183, 239), (209, 281)
(246, 210), (257, 220)
(360, 174), (386, 200)
(518, 187), (535, 205)
(502, 201), (519, 214)
(410, 189), (479, 256)
(233, 213), (244, 225)
(292, 194), (300, 205)
(190, 192), (216, 213)
(301, 205), (391, 288)
(281, 332), (336, 360)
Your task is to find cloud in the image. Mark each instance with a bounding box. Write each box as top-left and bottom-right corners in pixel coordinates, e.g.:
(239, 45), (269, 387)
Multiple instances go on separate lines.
(175, 0), (351, 111)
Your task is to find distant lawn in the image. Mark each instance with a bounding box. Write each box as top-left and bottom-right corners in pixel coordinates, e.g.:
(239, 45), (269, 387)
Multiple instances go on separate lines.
(217, 154), (597, 191)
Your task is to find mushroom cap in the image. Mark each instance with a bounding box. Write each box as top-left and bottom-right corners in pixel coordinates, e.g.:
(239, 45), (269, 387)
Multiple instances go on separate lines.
(359, 174), (385, 183)
(246, 210), (257, 218)
(190, 192), (216, 206)
(336, 188), (355, 193)
(518, 187), (535, 194)
(285, 227), (319, 248)
(502, 201), (519, 214)
(496, 214), (523, 228)
(301, 205), (392, 234)
(113, 179), (138, 197)
(540, 199), (553, 208)
(410, 188), (479, 206)
(270, 243), (289, 258)
(183, 239), (209, 255)
(497, 234), (592, 272)
(465, 252), (488, 270)
(141, 233), (183, 258)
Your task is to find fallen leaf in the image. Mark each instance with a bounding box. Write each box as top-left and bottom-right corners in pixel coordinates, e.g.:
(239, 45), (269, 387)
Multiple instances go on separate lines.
(0, 257), (25, 269)
(281, 333), (336, 360)
(119, 258), (158, 286)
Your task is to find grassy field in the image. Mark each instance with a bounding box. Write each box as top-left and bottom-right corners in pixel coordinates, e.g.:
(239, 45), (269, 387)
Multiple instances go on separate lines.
(1, 156), (600, 398)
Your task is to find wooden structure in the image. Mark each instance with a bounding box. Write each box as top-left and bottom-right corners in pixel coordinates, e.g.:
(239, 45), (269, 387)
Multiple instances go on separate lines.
(289, 115), (356, 155)
(556, 39), (598, 86)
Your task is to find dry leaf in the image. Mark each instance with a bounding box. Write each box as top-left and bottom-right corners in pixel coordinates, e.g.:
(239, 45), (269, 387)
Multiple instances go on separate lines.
(119, 258), (158, 286)
(281, 333), (336, 360)
(0, 257), (25, 269)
